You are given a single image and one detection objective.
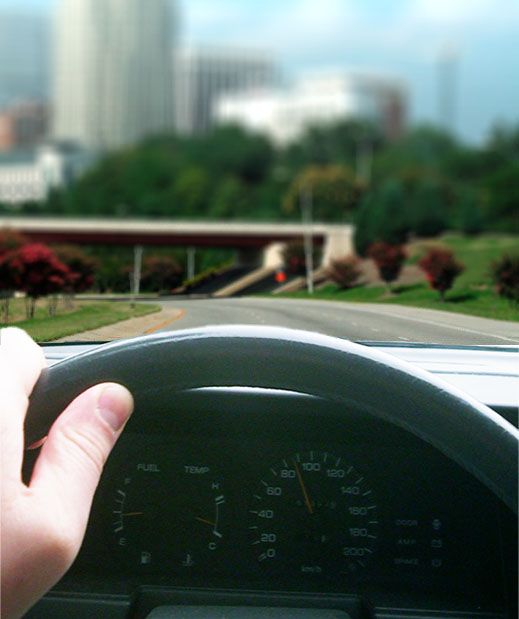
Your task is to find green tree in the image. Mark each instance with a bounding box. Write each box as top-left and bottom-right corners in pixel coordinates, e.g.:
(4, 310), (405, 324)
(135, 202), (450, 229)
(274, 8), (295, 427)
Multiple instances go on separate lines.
(410, 180), (448, 238)
(482, 161), (519, 231)
(211, 176), (251, 219)
(172, 167), (210, 217)
(282, 165), (362, 222)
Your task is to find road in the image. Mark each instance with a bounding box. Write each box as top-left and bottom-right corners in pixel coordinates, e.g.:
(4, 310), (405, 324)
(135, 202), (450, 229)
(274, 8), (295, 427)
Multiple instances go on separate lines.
(153, 297), (519, 346)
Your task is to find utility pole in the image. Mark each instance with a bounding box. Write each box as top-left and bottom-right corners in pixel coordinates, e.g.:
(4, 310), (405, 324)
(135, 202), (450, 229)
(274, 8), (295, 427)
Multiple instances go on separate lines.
(301, 185), (314, 295)
(131, 244), (143, 307)
(187, 246), (196, 281)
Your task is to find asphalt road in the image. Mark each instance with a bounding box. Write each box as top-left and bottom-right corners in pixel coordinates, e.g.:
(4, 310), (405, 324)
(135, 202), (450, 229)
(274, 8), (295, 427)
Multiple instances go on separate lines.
(154, 297), (519, 346)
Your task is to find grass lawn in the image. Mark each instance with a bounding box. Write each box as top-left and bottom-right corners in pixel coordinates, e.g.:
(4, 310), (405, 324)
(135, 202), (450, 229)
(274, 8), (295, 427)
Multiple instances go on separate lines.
(282, 233), (519, 322)
(1, 298), (161, 342)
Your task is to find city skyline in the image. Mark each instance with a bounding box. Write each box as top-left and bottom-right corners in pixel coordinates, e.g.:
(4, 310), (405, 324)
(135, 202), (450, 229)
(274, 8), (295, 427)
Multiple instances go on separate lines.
(1, 0), (518, 145)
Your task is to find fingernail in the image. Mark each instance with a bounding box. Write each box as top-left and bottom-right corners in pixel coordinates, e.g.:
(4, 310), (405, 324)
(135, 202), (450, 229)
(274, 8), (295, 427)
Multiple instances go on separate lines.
(97, 384), (134, 432)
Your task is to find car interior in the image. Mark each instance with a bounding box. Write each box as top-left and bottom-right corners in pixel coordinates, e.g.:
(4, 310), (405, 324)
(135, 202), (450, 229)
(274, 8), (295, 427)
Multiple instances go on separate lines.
(22, 326), (519, 619)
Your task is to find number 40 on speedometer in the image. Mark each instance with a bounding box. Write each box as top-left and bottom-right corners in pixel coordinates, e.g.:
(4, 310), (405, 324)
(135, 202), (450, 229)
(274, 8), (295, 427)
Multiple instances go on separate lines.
(248, 451), (378, 576)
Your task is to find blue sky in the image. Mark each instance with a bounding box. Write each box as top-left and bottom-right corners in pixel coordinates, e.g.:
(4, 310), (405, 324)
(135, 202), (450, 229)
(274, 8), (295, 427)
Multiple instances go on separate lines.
(4, 0), (519, 144)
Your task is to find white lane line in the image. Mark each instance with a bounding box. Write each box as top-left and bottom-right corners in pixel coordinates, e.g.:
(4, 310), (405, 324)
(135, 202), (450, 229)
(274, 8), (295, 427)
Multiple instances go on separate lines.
(273, 300), (519, 343)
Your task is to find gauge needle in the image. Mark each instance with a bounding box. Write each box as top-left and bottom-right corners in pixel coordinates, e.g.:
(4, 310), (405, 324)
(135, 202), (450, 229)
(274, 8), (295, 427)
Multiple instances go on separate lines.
(196, 517), (216, 526)
(293, 459), (313, 515)
(122, 512), (143, 517)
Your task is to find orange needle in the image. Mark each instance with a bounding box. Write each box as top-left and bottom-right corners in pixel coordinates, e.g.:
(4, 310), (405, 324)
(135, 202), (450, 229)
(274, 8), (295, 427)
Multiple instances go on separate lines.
(122, 512), (143, 517)
(293, 459), (313, 515)
(196, 517), (216, 526)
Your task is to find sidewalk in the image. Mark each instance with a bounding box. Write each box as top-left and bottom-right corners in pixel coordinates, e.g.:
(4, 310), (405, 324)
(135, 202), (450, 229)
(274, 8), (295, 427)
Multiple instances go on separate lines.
(55, 307), (184, 342)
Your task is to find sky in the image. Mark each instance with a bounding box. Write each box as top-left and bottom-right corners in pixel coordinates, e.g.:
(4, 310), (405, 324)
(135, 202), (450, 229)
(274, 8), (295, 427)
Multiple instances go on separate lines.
(1, 0), (518, 145)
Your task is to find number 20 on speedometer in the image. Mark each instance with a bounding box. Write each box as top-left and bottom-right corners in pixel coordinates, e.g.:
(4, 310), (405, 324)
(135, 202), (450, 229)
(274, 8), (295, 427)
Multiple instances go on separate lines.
(248, 451), (378, 576)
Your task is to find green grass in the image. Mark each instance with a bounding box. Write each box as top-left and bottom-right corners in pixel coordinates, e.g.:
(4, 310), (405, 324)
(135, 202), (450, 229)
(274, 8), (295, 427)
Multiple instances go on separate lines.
(282, 283), (519, 321)
(2, 299), (161, 342)
(281, 233), (519, 322)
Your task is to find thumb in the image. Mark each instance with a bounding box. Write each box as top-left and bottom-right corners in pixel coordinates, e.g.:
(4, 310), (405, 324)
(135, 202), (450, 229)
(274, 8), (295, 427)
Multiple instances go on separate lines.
(29, 383), (134, 548)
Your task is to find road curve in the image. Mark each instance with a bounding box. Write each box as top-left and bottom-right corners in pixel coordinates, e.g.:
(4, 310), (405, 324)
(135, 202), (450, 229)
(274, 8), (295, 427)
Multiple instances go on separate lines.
(155, 297), (519, 346)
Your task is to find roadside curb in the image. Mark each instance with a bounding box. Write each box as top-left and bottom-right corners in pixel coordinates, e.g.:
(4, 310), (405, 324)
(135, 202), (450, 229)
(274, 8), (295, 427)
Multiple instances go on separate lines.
(53, 308), (185, 342)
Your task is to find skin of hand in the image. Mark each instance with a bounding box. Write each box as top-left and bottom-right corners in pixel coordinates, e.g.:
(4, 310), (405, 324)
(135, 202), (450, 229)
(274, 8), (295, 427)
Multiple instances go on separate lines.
(0, 328), (134, 619)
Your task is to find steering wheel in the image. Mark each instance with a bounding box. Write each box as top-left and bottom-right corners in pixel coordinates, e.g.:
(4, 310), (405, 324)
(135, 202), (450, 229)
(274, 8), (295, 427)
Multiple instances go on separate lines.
(26, 325), (518, 514)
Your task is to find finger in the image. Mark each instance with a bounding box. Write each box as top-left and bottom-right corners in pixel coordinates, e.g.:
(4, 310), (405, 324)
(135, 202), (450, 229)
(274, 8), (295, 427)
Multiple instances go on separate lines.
(0, 327), (46, 396)
(29, 383), (134, 547)
(0, 328), (47, 489)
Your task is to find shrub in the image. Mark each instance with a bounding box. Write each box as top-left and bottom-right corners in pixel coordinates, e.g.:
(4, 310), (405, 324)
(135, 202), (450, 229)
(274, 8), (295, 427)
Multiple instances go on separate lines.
(367, 242), (407, 292)
(327, 255), (363, 289)
(419, 248), (465, 302)
(53, 245), (98, 294)
(490, 254), (519, 303)
(282, 241), (322, 276)
(141, 255), (183, 293)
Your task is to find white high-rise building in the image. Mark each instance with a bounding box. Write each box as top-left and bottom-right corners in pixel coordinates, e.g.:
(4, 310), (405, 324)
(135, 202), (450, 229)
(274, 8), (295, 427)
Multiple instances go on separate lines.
(174, 47), (276, 135)
(52, 0), (176, 151)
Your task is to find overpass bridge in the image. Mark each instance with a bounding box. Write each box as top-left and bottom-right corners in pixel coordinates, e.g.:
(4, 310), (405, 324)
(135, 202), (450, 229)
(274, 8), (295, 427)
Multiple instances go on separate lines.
(0, 217), (354, 268)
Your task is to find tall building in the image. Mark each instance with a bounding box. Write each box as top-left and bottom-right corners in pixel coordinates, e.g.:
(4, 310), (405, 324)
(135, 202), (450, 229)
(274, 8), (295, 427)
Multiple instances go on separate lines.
(52, 0), (176, 151)
(174, 47), (276, 135)
(216, 72), (407, 145)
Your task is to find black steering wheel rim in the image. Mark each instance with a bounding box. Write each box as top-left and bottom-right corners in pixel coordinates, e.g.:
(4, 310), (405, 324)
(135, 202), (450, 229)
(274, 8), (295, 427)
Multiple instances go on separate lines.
(26, 325), (518, 513)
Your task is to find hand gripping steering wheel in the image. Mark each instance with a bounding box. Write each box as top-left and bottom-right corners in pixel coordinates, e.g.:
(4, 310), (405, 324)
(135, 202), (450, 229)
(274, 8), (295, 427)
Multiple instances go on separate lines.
(25, 326), (518, 514)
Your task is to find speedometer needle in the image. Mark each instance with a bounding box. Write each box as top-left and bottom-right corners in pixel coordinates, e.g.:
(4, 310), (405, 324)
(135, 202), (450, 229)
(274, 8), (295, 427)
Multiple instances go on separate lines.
(293, 459), (313, 515)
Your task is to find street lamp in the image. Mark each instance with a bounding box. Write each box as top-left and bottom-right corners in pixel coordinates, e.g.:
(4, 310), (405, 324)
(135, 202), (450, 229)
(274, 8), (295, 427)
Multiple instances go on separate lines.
(301, 185), (314, 295)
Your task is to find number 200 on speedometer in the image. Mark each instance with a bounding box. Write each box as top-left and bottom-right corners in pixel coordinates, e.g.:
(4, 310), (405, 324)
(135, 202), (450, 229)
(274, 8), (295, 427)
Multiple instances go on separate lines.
(248, 451), (378, 576)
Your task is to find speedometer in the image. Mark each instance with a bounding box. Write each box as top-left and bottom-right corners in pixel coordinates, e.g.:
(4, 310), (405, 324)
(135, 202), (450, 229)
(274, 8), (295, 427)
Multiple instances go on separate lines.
(248, 450), (378, 576)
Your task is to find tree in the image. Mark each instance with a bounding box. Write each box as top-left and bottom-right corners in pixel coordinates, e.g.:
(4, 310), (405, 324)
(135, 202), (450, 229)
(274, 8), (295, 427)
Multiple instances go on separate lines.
(210, 176), (250, 219)
(368, 242), (407, 293)
(354, 180), (410, 256)
(490, 254), (519, 303)
(410, 180), (448, 238)
(0, 230), (28, 323)
(53, 245), (98, 295)
(282, 241), (321, 276)
(419, 248), (465, 302)
(10, 244), (70, 318)
(141, 256), (183, 293)
(481, 161), (519, 232)
(282, 165), (362, 222)
(327, 255), (363, 289)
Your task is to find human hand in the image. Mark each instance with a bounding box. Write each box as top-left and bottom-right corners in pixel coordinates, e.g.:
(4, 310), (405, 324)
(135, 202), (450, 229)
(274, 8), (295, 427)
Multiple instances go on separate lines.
(1, 328), (134, 618)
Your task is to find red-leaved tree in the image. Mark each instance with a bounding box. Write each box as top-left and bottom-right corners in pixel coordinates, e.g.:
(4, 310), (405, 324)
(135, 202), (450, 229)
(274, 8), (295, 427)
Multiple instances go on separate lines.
(419, 248), (465, 302)
(368, 241), (407, 294)
(10, 243), (71, 318)
(141, 256), (183, 293)
(0, 230), (28, 323)
(53, 245), (98, 295)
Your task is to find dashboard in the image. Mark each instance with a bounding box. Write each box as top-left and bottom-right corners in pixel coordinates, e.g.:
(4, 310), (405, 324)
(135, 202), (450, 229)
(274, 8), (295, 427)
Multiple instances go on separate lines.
(23, 328), (518, 619)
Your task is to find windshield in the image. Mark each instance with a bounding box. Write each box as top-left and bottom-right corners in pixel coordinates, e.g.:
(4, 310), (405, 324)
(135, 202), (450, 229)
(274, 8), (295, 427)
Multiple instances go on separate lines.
(0, 0), (518, 346)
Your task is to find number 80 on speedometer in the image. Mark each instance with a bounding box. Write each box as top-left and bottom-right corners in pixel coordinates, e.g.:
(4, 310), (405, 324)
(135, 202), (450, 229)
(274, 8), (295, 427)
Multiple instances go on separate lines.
(248, 451), (378, 576)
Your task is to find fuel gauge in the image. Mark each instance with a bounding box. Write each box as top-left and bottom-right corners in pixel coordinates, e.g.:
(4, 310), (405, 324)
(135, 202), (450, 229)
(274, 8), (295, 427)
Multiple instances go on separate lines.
(112, 459), (226, 572)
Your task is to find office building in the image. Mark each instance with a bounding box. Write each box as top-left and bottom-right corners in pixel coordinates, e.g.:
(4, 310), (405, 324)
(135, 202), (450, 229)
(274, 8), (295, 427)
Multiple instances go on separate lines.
(216, 72), (406, 145)
(52, 0), (176, 151)
(175, 47), (276, 135)
(0, 142), (93, 205)
(0, 100), (49, 152)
